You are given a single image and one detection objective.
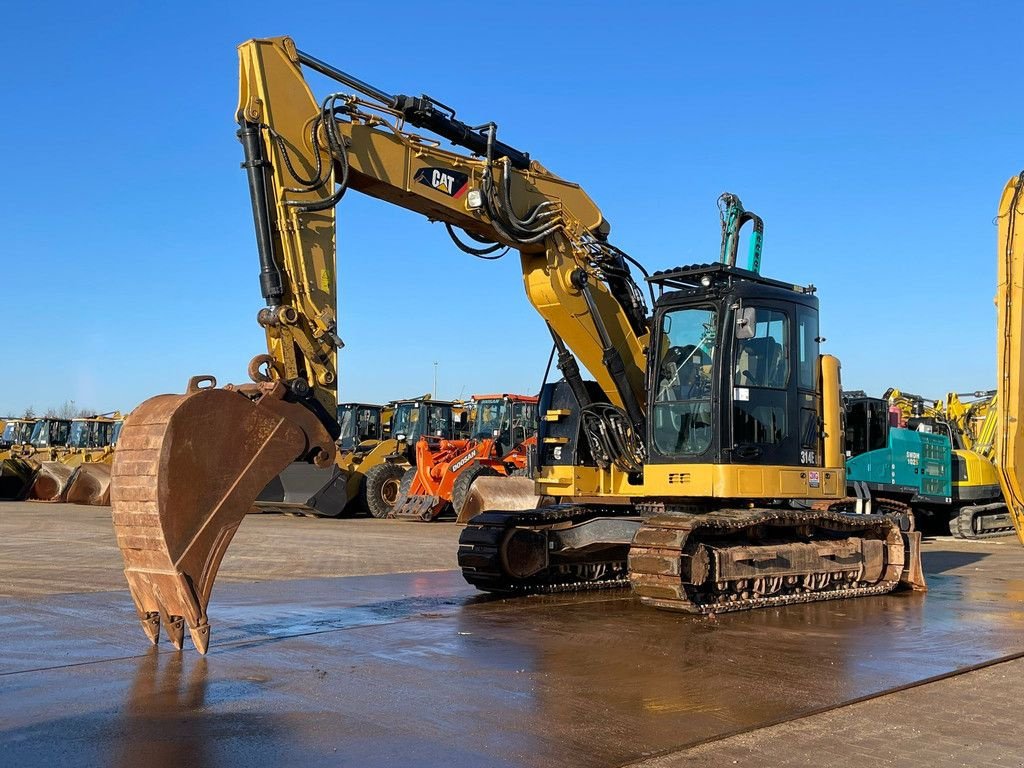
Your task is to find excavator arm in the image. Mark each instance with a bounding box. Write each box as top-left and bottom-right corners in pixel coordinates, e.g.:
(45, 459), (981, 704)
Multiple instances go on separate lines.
(111, 36), (650, 652)
(236, 37), (648, 415)
(996, 171), (1024, 546)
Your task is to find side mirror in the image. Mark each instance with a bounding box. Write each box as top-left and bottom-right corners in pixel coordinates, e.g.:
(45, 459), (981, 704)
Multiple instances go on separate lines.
(736, 306), (756, 340)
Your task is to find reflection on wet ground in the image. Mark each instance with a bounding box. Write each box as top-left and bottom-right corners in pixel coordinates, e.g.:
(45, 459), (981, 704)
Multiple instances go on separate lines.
(2, 546), (1023, 768)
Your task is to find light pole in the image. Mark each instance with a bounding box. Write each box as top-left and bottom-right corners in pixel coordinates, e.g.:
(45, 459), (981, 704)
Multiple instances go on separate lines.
(433, 361), (438, 398)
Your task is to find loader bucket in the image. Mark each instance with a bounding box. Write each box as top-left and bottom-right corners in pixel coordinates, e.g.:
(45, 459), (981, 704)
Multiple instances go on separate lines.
(255, 461), (354, 517)
(65, 463), (112, 505)
(456, 475), (545, 524)
(0, 457), (35, 500)
(29, 461), (75, 502)
(110, 378), (335, 653)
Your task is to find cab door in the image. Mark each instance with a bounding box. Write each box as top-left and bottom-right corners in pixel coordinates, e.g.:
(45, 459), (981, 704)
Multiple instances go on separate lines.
(729, 303), (813, 467)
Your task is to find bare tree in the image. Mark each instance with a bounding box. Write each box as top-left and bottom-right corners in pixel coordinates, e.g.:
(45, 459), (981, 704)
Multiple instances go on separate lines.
(22, 406), (35, 419)
(45, 400), (79, 419)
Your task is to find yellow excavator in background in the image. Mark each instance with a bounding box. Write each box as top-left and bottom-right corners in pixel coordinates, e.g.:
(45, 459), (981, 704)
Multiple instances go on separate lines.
(995, 170), (1024, 547)
(109, 36), (924, 653)
(843, 388), (1013, 538)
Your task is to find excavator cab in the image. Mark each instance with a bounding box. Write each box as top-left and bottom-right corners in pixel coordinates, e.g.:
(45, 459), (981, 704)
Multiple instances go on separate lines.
(644, 264), (825, 472)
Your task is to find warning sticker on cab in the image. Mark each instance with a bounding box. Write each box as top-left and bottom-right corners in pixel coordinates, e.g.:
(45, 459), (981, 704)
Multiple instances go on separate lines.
(808, 470), (820, 489)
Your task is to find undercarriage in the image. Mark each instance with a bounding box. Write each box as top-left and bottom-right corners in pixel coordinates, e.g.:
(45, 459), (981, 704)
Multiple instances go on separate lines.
(458, 504), (925, 612)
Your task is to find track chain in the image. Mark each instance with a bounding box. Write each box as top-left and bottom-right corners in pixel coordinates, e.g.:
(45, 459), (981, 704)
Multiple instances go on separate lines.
(629, 507), (905, 614)
(949, 504), (1016, 539)
(458, 505), (630, 594)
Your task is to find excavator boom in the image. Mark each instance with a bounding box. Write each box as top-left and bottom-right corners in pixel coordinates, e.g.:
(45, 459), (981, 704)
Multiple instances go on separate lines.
(995, 171), (1024, 545)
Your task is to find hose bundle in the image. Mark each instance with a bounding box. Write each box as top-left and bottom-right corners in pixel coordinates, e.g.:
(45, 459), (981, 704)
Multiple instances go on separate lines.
(581, 402), (645, 474)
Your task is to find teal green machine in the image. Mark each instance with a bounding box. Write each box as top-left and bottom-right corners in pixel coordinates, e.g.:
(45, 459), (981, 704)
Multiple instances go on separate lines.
(843, 395), (952, 505)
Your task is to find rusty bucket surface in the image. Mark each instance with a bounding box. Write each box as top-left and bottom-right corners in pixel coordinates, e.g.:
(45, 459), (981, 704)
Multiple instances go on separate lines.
(110, 378), (332, 653)
(65, 463), (113, 505)
(29, 462), (75, 502)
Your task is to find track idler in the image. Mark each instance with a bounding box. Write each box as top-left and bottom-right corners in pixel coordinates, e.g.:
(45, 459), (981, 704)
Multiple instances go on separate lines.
(110, 375), (335, 653)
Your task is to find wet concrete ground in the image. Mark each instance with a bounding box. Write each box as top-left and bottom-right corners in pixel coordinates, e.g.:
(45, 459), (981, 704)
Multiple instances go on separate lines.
(2, 504), (1024, 767)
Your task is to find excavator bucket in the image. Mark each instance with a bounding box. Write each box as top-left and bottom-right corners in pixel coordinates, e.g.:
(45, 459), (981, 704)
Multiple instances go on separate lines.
(65, 463), (113, 505)
(456, 475), (545, 524)
(28, 462), (75, 502)
(111, 377), (335, 653)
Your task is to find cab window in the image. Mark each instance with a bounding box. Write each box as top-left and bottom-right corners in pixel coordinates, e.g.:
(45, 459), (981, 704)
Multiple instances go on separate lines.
(653, 307), (717, 456)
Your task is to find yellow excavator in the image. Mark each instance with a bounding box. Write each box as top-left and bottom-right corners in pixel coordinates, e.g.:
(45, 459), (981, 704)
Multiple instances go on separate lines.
(110, 36), (926, 653)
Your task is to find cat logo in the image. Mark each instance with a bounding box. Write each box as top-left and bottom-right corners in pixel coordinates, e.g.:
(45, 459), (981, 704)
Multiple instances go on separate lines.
(414, 166), (469, 198)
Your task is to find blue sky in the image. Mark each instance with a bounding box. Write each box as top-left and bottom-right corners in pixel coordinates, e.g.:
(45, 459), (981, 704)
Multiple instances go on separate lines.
(3, 2), (1020, 414)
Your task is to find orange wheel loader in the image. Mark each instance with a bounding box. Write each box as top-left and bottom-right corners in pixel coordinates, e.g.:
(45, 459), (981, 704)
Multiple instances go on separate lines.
(389, 394), (538, 521)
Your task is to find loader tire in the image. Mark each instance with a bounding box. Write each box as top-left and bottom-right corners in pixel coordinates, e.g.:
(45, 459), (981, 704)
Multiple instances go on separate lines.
(398, 466), (416, 499)
(451, 464), (499, 521)
(364, 463), (406, 519)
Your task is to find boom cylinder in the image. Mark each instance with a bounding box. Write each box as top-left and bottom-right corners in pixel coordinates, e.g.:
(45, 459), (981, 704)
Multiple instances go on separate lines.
(237, 120), (285, 306)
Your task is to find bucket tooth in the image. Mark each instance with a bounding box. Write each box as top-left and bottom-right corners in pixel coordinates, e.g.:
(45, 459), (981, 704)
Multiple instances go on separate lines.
(189, 623), (211, 655)
(111, 377), (335, 653)
(162, 614), (186, 651)
(139, 611), (161, 645)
